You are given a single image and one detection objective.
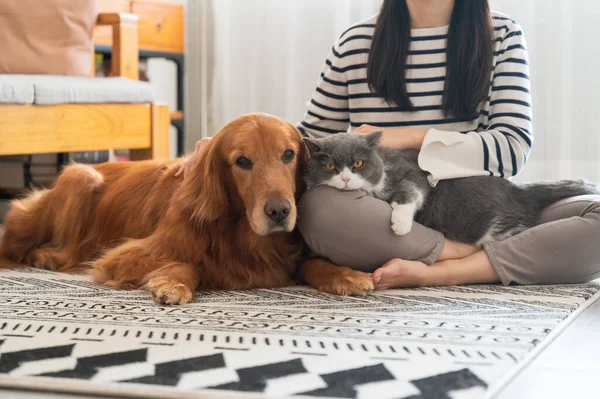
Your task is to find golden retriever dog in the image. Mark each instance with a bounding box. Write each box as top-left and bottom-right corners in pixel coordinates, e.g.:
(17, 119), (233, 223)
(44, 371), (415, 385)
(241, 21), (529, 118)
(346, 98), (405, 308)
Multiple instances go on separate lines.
(0, 113), (373, 304)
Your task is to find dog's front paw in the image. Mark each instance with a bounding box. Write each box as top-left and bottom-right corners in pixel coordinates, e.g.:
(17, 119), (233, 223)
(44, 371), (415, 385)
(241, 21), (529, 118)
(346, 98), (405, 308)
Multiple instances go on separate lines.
(391, 203), (414, 235)
(145, 277), (194, 305)
(317, 268), (374, 296)
(26, 248), (65, 271)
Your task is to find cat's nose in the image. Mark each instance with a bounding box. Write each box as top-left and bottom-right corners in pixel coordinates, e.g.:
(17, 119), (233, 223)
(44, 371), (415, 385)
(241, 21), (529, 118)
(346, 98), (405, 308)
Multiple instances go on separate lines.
(341, 177), (350, 183)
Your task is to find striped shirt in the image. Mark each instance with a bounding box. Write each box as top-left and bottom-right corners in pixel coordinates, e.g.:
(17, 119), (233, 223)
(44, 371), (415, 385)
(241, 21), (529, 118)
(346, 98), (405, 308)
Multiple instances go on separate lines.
(298, 11), (532, 185)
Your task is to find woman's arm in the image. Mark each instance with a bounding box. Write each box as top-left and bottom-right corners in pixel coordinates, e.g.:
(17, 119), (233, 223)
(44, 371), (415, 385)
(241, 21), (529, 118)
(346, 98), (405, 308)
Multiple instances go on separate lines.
(297, 37), (351, 137)
(418, 23), (532, 185)
(353, 125), (427, 149)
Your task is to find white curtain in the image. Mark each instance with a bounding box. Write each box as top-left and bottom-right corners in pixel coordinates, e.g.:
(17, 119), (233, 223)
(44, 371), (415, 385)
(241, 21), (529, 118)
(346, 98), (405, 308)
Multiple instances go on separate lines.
(186, 0), (380, 148)
(187, 0), (600, 181)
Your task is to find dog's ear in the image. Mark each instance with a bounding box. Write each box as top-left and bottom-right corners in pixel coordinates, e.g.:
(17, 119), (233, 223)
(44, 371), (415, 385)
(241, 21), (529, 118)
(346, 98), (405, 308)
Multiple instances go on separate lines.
(181, 136), (229, 223)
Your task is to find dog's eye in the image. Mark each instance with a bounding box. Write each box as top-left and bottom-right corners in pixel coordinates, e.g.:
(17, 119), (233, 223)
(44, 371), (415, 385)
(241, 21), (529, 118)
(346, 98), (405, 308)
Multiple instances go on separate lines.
(325, 163), (335, 171)
(353, 160), (364, 169)
(235, 156), (253, 169)
(282, 149), (295, 163)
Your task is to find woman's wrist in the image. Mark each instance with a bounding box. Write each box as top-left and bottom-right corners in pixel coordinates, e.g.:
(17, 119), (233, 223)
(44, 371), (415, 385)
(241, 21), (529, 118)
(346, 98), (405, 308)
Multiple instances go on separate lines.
(406, 128), (427, 149)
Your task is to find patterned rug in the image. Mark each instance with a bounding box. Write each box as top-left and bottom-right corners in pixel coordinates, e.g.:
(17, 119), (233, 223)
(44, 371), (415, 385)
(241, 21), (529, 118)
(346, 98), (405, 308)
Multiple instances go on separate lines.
(0, 268), (598, 399)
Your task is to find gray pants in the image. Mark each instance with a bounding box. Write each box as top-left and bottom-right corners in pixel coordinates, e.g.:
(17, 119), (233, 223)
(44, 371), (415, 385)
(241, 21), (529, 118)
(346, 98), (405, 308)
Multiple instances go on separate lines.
(298, 186), (600, 285)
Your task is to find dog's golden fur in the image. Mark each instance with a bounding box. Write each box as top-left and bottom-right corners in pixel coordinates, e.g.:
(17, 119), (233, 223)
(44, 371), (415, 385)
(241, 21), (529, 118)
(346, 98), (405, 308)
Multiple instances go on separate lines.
(0, 113), (373, 304)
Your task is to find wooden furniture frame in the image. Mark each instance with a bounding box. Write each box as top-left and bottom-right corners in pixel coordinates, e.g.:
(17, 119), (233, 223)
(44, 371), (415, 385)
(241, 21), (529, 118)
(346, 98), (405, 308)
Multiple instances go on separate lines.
(0, 13), (170, 161)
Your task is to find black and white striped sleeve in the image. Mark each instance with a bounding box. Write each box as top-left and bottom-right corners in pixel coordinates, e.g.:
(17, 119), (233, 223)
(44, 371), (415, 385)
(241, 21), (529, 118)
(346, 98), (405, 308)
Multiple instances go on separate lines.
(418, 24), (533, 184)
(297, 39), (351, 137)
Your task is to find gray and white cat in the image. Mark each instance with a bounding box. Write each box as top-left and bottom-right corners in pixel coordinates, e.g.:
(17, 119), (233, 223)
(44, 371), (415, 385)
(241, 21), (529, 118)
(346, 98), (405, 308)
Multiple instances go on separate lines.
(303, 131), (600, 245)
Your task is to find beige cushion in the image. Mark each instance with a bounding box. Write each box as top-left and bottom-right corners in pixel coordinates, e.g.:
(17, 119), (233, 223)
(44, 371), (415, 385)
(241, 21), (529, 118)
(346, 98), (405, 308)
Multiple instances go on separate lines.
(0, 75), (155, 105)
(0, 75), (34, 104)
(32, 76), (156, 105)
(0, 0), (98, 76)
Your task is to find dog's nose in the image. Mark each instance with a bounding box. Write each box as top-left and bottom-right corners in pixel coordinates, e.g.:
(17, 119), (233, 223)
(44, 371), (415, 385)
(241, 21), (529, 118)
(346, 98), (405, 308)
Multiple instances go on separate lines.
(264, 198), (291, 223)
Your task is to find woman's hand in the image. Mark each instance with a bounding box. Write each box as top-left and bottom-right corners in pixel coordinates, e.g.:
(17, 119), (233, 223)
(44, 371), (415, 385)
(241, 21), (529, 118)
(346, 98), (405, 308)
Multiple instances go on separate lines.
(175, 137), (212, 178)
(353, 124), (427, 150)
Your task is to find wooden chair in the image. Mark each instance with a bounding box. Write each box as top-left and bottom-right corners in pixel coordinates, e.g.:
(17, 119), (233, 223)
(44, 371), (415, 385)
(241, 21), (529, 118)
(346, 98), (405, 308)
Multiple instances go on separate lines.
(0, 13), (169, 161)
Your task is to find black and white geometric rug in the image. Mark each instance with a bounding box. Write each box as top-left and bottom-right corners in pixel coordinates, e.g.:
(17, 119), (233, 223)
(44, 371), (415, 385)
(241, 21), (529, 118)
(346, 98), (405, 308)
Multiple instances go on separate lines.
(0, 268), (598, 399)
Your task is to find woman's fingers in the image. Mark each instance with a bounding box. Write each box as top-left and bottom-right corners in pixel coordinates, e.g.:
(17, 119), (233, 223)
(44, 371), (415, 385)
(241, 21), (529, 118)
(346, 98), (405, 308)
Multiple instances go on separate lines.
(183, 163), (192, 177)
(195, 138), (210, 151)
(175, 137), (212, 178)
(354, 124), (378, 134)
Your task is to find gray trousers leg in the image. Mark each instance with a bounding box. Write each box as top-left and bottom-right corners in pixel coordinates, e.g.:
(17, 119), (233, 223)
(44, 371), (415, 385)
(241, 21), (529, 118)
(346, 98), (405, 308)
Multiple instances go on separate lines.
(484, 195), (600, 285)
(298, 186), (444, 272)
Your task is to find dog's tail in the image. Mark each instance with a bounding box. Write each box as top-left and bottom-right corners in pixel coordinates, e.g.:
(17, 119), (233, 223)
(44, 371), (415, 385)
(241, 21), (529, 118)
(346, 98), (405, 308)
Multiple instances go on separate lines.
(1, 164), (104, 267)
(521, 179), (600, 212)
(0, 189), (52, 266)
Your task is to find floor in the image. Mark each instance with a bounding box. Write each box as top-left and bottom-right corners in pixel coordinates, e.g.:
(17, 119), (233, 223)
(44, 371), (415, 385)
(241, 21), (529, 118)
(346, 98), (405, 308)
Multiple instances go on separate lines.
(495, 293), (600, 399)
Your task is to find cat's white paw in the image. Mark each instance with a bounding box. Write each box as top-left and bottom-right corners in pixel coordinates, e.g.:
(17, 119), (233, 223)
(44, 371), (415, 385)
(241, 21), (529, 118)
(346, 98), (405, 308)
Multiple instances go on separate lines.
(391, 217), (413, 235)
(391, 202), (414, 235)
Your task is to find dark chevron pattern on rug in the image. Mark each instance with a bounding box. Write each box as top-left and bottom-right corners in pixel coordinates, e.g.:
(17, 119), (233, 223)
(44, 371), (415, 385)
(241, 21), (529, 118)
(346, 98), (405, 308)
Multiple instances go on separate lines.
(406, 369), (488, 399)
(39, 348), (148, 379)
(0, 337), (491, 398)
(211, 358), (308, 392)
(0, 268), (597, 399)
(298, 364), (396, 397)
(123, 353), (226, 386)
(0, 343), (75, 373)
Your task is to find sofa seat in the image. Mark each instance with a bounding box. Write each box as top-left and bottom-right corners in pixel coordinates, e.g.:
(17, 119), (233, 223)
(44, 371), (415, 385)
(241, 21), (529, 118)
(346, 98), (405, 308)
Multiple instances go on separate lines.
(0, 75), (155, 105)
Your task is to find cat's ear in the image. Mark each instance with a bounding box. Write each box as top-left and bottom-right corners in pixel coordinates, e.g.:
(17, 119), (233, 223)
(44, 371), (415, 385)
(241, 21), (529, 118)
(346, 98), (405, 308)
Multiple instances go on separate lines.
(364, 131), (383, 148)
(303, 137), (321, 155)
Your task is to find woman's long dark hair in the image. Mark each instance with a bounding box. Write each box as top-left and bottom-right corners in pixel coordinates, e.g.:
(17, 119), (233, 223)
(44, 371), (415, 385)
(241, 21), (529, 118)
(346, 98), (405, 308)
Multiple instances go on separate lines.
(366, 0), (493, 118)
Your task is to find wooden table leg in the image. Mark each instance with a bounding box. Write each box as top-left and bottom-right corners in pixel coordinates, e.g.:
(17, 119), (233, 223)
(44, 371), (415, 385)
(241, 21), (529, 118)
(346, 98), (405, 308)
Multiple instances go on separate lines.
(130, 103), (170, 161)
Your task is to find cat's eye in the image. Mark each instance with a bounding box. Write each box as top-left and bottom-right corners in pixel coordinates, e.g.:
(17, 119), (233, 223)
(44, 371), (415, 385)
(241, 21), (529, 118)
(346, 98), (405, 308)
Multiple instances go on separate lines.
(282, 149), (295, 163)
(353, 160), (364, 169)
(235, 156), (253, 169)
(325, 163), (335, 171)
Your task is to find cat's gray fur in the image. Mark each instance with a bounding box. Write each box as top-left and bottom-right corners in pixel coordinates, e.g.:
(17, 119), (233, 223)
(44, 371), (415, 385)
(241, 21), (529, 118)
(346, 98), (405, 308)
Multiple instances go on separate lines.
(303, 131), (600, 245)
